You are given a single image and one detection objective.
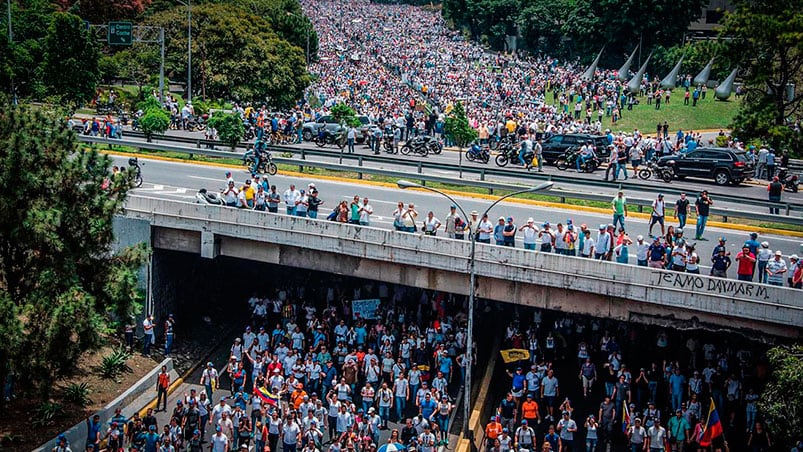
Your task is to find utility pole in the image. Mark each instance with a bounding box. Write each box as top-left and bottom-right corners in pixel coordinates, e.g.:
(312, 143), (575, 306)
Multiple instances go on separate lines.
(187, 0), (191, 102)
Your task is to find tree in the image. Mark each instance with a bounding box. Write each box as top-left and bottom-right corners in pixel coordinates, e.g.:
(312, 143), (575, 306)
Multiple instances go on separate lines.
(145, 3), (310, 108)
(759, 345), (803, 449)
(207, 112), (244, 149)
(720, 0), (803, 153)
(55, 0), (152, 23)
(444, 101), (477, 148)
(137, 97), (170, 141)
(0, 105), (148, 395)
(40, 12), (101, 110)
(330, 103), (361, 127)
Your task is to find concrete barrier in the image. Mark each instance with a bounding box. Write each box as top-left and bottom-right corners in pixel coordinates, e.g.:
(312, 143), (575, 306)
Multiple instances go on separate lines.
(118, 196), (803, 336)
(35, 358), (174, 451)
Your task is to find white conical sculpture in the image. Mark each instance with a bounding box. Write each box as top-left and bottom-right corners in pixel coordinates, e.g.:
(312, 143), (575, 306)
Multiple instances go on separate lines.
(694, 57), (715, 87)
(715, 68), (738, 100)
(660, 55), (684, 90)
(581, 47), (605, 81)
(617, 46), (639, 82)
(627, 53), (652, 94)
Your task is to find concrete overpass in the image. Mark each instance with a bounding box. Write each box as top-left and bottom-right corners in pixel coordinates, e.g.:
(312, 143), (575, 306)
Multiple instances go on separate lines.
(117, 195), (803, 337)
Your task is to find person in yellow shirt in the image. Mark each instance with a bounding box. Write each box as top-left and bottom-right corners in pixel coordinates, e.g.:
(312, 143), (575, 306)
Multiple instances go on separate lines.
(240, 180), (256, 208)
(505, 118), (516, 134)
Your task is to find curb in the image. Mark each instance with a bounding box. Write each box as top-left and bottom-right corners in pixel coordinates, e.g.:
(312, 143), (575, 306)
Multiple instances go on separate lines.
(97, 148), (803, 238)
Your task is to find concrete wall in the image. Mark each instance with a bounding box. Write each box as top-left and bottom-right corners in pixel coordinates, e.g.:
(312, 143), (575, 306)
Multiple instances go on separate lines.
(119, 196), (803, 337)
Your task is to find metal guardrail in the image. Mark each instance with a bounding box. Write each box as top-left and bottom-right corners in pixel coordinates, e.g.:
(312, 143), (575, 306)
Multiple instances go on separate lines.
(111, 131), (803, 215)
(79, 135), (803, 227)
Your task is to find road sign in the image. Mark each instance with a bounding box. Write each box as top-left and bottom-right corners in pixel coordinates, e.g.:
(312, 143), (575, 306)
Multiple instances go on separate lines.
(108, 21), (133, 46)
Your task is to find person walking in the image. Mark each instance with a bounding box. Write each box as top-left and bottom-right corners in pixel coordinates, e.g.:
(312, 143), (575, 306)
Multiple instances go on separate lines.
(648, 194), (666, 237)
(768, 176), (783, 214)
(694, 191), (712, 240)
(612, 191), (627, 231)
(674, 193), (690, 229)
(157, 365), (170, 412)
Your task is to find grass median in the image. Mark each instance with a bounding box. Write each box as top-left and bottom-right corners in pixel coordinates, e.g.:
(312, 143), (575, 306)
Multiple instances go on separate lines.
(87, 143), (803, 235)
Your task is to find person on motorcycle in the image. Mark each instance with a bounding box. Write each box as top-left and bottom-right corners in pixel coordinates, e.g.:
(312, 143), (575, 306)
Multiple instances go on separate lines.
(577, 141), (594, 172)
(518, 135), (532, 167)
(469, 142), (483, 159)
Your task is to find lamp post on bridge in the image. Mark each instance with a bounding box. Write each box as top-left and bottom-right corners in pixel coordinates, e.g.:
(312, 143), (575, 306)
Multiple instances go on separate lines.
(397, 179), (553, 438)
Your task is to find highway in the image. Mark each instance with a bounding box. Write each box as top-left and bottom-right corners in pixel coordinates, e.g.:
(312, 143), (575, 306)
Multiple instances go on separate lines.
(115, 128), (803, 208)
(114, 154), (803, 266)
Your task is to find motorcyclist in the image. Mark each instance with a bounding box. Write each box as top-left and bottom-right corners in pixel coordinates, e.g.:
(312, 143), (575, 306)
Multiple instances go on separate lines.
(518, 135), (532, 167)
(577, 141), (595, 172)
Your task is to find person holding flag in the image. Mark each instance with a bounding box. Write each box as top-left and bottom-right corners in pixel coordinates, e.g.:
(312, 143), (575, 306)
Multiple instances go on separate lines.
(698, 399), (724, 448)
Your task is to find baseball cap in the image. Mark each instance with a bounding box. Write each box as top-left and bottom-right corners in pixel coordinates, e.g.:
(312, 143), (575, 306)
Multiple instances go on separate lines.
(507, 217), (513, 222)
(761, 241), (769, 247)
(775, 250), (783, 256)
(498, 216), (505, 221)
(527, 217), (534, 223)
(599, 224), (606, 229)
(637, 235), (643, 241)
(522, 419), (528, 425)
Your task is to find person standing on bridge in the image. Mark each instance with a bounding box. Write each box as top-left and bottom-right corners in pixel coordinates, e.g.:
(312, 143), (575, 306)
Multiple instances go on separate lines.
(648, 194), (666, 238)
(736, 246), (757, 282)
(765, 251), (787, 286)
(284, 184), (301, 216)
(358, 198), (374, 226)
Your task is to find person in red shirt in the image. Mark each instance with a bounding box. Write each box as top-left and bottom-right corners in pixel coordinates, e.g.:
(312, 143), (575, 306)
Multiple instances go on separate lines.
(156, 365), (170, 412)
(736, 245), (757, 282)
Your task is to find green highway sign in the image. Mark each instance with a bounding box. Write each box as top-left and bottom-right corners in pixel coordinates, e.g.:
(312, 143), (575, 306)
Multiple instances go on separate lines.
(108, 22), (133, 46)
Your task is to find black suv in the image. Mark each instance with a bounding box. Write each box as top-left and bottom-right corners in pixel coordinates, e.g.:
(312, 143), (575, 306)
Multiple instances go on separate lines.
(540, 134), (610, 164)
(656, 147), (753, 185)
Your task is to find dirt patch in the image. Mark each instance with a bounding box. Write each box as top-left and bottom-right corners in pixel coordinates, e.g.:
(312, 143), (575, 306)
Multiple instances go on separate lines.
(0, 345), (159, 450)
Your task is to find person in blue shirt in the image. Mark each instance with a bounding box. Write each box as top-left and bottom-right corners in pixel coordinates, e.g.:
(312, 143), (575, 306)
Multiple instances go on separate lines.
(86, 415), (102, 450)
(668, 368), (686, 412)
(419, 392), (437, 419)
(493, 217), (506, 246)
(144, 424), (161, 452)
(438, 355), (453, 383)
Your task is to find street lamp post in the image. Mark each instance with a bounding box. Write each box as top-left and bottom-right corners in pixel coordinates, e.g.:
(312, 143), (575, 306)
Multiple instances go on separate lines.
(176, 0), (192, 102)
(397, 180), (553, 438)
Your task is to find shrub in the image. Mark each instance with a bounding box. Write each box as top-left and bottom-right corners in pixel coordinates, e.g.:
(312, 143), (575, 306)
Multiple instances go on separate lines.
(63, 382), (92, 406)
(33, 402), (64, 427)
(100, 348), (132, 380)
(207, 112), (245, 149)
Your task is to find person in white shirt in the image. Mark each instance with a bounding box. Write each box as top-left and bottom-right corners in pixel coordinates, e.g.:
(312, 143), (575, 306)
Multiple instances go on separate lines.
(423, 212), (442, 236)
(283, 184), (301, 215)
(358, 198), (374, 226)
(581, 230), (596, 258)
(477, 214), (493, 243)
(519, 218), (539, 250)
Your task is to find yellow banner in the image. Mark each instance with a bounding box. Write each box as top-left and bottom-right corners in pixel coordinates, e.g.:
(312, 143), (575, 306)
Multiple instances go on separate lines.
(499, 349), (530, 364)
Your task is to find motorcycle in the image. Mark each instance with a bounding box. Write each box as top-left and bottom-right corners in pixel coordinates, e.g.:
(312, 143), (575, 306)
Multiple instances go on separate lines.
(638, 159), (675, 183)
(185, 114), (207, 132)
(195, 188), (226, 205)
(400, 139), (429, 157)
(243, 143), (278, 176)
(489, 134), (517, 151)
(128, 157), (143, 188)
(382, 135), (398, 154)
(313, 128), (346, 149)
(776, 167), (800, 192)
(495, 146), (534, 168)
(243, 121), (256, 141)
(465, 143), (490, 164)
(555, 148), (600, 173)
(403, 135), (442, 155)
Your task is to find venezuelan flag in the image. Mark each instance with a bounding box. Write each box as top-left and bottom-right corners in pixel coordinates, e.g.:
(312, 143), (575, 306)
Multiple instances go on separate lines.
(255, 386), (279, 406)
(699, 399), (723, 446)
(621, 401), (631, 434)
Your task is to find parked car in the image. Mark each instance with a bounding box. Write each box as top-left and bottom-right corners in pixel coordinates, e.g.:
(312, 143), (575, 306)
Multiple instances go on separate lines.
(540, 134), (610, 164)
(656, 147), (754, 185)
(302, 115), (374, 143)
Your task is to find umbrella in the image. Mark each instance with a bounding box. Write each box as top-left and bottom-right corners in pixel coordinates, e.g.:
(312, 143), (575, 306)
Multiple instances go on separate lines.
(378, 443), (406, 452)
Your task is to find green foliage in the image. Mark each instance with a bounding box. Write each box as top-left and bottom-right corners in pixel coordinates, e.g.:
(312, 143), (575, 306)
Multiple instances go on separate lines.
(330, 103), (360, 127)
(445, 0), (705, 65)
(144, 3), (310, 108)
(40, 12), (101, 110)
(759, 345), (803, 449)
(192, 100), (226, 116)
(100, 348), (133, 379)
(33, 402), (65, 427)
(139, 107), (170, 139)
(0, 105), (147, 393)
(207, 112), (245, 148)
(63, 382), (92, 406)
(720, 0), (803, 155)
(55, 0), (153, 23)
(444, 101), (477, 148)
